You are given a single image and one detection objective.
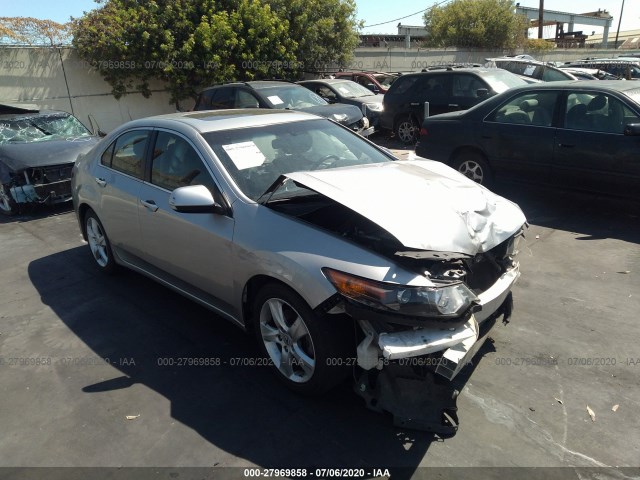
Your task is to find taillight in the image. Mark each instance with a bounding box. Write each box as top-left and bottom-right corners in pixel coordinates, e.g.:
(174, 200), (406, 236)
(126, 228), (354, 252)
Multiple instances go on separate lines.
(420, 127), (428, 137)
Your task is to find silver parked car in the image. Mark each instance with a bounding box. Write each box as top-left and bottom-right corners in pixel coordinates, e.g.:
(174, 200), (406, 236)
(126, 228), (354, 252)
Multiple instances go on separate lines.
(72, 109), (525, 399)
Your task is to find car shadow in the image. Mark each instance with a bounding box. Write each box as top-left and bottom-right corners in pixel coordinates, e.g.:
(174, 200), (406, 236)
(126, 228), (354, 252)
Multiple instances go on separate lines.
(0, 202), (74, 225)
(26, 246), (495, 473)
(492, 182), (640, 244)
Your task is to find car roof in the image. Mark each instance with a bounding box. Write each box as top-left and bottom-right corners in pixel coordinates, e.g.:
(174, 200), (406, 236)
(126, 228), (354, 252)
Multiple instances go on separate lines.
(490, 57), (549, 65)
(498, 79), (637, 94)
(298, 79), (353, 85)
(112, 109), (320, 135)
(199, 81), (298, 94)
(397, 68), (501, 78)
(568, 58), (639, 64)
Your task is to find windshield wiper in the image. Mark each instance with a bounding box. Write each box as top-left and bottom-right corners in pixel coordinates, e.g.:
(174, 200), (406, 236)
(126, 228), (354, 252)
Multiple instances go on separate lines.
(28, 122), (52, 135)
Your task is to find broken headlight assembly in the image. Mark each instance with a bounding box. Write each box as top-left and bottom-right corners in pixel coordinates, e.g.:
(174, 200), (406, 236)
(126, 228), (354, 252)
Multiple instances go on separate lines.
(322, 268), (478, 318)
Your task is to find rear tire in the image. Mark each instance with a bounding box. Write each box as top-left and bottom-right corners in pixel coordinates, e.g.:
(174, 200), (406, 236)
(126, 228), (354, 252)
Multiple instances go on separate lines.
(0, 183), (17, 216)
(252, 283), (353, 395)
(395, 115), (419, 145)
(84, 209), (117, 274)
(450, 151), (493, 188)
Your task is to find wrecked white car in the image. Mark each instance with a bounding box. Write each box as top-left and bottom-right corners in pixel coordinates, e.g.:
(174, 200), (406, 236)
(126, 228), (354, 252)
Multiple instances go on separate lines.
(72, 109), (525, 432)
(0, 105), (99, 215)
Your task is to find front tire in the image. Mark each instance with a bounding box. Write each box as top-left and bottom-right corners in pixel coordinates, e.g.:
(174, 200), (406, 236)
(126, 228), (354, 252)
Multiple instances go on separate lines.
(0, 183), (18, 216)
(395, 115), (419, 145)
(84, 209), (117, 274)
(450, 151), (493, 188)
(253, 284), (352, 395)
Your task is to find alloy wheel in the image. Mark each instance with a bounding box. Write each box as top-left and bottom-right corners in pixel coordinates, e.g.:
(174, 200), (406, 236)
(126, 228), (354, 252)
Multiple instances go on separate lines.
(259, 298), (316, 383)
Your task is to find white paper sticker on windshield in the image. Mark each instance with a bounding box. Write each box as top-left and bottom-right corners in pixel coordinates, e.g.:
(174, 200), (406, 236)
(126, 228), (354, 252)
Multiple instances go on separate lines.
(267, 95), (284, 105)
(222, 141), (266, 170)
(338, 87), (349, 94)
(524, 65), (536, 76)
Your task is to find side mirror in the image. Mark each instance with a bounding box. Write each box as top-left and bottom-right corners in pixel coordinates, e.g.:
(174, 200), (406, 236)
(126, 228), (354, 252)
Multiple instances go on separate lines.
(476, 88), (489, 98)
(624, 123), (640, 136)
(169, 185), (227, 215)
(97, 130), (107, 138)
(366, 83), (379, 93)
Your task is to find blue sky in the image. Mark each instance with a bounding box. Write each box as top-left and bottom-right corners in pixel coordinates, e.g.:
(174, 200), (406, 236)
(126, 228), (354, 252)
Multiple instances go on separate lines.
(2, 0), (638, 36)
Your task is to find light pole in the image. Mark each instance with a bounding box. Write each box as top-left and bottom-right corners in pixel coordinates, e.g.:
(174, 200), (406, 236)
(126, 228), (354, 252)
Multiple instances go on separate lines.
(615, 0), (625, 48)
(538, 0), (544, 39)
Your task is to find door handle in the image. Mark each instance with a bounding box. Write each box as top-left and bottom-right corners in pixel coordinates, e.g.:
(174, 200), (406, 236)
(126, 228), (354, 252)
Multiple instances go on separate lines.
(448, 104), (459, 107)
(558, 143), (575, 148)
(141, 199), (159, 212)
(410, 102), (420, 106)
(95, 178), (107, 187)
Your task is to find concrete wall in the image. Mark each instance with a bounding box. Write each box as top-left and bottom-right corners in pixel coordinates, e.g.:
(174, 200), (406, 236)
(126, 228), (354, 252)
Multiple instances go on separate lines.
(348, 47), (640, 73)
(0, 47), (175, 133)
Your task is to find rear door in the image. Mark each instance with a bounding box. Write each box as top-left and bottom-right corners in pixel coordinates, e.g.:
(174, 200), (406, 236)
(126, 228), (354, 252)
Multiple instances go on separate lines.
(553, 90), (640, 194)
(92, 129), (151, 258)
(481, 90), (559, 182)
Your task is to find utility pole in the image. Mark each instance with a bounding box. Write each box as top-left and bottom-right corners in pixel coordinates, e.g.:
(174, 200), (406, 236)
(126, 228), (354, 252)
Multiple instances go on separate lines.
(615, 0), (625, 48)
(538, 0), (544, 39)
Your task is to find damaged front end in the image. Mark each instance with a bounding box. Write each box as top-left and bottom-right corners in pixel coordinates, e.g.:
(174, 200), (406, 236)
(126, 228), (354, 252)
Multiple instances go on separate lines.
(321, 233), (521, 434)
(5, 163), (74, 207)
(263, 165), (526, 433)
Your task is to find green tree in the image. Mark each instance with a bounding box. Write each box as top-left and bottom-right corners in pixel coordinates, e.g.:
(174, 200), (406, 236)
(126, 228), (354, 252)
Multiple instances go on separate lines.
(266, 0), (361, 72)
(423, 0), (527, 49)
(71, 0), (298, 103)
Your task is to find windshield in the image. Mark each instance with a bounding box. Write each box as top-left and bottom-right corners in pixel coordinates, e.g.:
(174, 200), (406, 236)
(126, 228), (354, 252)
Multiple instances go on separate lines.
(482, 69), (528, 93)
(257, 86), (328, 109)
(203, 119), (392, 201)
(333, 82), (375, 98)
(0, 113), (92, 145)
(373, 74), (397, 87)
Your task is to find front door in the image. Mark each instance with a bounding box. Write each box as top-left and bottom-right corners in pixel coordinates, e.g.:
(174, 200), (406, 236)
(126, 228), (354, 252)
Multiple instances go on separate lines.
(137, 130), (236, 313)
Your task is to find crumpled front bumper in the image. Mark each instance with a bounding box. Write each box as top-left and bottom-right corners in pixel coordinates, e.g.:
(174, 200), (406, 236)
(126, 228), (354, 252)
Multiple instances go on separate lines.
(356, 263), (520, 381)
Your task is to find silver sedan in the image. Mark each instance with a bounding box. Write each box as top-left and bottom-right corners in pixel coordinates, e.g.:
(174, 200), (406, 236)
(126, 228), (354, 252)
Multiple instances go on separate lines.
(72, 109), (526, 396)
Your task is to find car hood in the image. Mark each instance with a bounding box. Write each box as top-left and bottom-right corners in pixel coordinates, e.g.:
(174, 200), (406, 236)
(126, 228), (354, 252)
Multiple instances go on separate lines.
(297, 104), (363, 125)
(347, 94), (384, 105)
(426, 110), (467, 121)
(284, 160), (526, 255)
(0, 136), (99, 173)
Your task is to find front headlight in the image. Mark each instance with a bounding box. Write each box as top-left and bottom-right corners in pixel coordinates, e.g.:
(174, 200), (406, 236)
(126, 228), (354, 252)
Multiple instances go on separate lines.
(365, 103), (383, 112)
(322, 268), (478, 318)
(332, 113), (348, 122)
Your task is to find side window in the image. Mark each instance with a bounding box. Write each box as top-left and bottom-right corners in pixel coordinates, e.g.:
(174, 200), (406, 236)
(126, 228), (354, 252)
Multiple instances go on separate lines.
(489, 92), (557, 127)
(565, 92), (639, 134)
(235, 89), (260, 108)
(211, 87), (235, 109)
(110, 130), (149, 178)
(315, 86), (336, 100)
(150, 132), (219, 194)
(422, 75), (449, 100)
(196, 90), (215, 110)
(357, 76), (370, 87)
(100, 142), (115, 167)
(389, 76), (417, 95)
(541, 68), (568, 82)
(452, 75), (487, 98)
